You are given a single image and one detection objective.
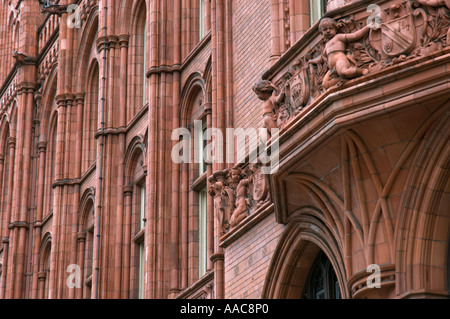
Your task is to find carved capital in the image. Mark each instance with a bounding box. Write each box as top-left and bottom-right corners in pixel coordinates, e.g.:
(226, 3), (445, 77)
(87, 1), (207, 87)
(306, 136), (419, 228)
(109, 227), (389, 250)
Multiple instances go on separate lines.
(7, 137), (15, 148)
(77, 231), (86, 242)
(37, 271), (47, 280)
(75, 93), (85, 104)
(118, 34), (130, 48)
(8, 221), (29, 230)
(124, 185), (134, 196)
(210, 252), (224, 263)
(37, 141), (47, 152)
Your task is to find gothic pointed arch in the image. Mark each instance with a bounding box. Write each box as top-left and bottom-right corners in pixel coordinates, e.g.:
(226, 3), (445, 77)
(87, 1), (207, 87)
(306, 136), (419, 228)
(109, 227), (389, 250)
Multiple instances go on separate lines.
(262, 209), (349, 299)
(127, 0), (147, 119)
(123, 135), (147, 298)
(76, 187), (96, 299)
(81, 59), (99, 173)
(395, 108), (450, 298)
(75, 8), (99, 93)
(38, 232), (52, 299)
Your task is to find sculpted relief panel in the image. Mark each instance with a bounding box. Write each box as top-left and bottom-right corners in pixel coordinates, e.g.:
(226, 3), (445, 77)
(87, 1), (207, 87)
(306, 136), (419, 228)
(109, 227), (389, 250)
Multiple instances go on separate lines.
(208, 164), (270, 235)
(257, 0), (450, 130)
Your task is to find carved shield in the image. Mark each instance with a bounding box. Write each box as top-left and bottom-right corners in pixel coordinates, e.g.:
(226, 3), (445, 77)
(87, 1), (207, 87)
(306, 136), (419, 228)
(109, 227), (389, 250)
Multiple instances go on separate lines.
(252, 171), (268, 202)
(380, 14), (416, 57)
(288, 67), (310, 109)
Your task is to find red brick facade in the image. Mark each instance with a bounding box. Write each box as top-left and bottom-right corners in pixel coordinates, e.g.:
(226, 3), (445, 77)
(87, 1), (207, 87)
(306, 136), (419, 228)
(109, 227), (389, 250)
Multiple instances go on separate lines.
(0, 0), (449, 299)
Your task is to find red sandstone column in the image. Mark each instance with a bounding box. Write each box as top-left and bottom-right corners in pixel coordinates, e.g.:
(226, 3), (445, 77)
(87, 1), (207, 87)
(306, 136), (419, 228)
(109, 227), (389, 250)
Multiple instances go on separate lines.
(30, 141), (47, 299)
(37, 272), (46, 299)
(113, 34), (128, 299)
(147, 0), (161, 298)
(169, 0), (182, 299)
(15, 87), (35, 298)
(0, 137), (15, 299)
(76, 232), (86, 299)
(205, 104), (214, 272)
(122, 186), (133, 298)
(7, 89), (26, 299)
(211, 0), (226, 299)
(270, 0), (281, 64)
(48, 96), (67, 299)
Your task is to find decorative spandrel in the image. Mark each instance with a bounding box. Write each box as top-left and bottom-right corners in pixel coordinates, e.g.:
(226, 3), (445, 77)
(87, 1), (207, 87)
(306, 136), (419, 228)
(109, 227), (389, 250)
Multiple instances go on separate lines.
(258, 0), (450, 130)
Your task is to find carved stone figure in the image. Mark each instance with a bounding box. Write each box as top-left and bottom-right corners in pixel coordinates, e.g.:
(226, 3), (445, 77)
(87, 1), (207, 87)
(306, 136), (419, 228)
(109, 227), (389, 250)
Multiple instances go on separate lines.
(253, 80), (285, 140)
(208, 172), (231, 234)
(12, 51), (37, 65)
(229, 174), (252, 228)
(41, 4), (69, 17)
(309, 18), (373, 89)
(208, 164), (270, 232)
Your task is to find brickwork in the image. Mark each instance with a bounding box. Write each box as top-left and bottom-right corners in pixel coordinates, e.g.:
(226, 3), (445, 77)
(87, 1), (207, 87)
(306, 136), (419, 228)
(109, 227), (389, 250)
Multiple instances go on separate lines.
(224, 213), (284, 299)
(233, 0), (272, 156)
(0, 0), (448, 300)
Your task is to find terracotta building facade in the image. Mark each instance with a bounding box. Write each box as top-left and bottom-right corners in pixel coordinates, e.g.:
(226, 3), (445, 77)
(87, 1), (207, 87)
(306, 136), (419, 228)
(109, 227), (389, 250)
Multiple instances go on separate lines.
(0, 0), (449, 299)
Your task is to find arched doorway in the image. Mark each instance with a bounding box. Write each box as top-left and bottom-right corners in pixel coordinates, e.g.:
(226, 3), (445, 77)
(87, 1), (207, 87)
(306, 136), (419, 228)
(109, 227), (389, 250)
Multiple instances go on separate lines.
(262, 213), (348, 299)
(302, 250), (341, 299)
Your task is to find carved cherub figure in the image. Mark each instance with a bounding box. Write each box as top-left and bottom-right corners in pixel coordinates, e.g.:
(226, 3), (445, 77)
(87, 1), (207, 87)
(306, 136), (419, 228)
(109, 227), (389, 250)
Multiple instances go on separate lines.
(229, 173), (253, 228)
(208, 173), (230, 233)
(309, 18), (372, 88)
(227, 167), (242, 190)
(253, 80), (285, 140)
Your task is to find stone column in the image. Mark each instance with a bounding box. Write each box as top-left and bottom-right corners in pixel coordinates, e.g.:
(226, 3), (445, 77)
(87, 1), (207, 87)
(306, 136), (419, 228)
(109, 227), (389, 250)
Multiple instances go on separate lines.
(0, 137), (15, 299)
(76, 232), (86, 299)
(30, 141), (47, 299)
(121, 185), (133, 298)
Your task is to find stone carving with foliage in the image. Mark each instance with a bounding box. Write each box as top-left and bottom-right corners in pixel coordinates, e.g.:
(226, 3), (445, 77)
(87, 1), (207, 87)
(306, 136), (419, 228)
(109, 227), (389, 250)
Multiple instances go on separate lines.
(258, 0), (450, 130)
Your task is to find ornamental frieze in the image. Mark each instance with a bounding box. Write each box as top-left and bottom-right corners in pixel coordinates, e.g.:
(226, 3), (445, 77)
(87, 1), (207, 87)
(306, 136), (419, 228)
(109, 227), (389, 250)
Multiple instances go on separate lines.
(258, 0), (450, 130)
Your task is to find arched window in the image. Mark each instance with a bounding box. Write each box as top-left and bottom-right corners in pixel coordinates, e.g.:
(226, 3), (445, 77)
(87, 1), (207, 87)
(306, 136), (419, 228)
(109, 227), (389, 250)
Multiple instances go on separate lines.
(129, 0), (147, 120)
(180, 81), (210, 282)
(0, 123), (10, 244)
(43, 112), (58, 217)
(124, 143), (146, 299)
(78, 197), (95, 299)
(303, 250), (341, 299)
(38, 234), (52, 299)
(82, 61), (99, 173)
